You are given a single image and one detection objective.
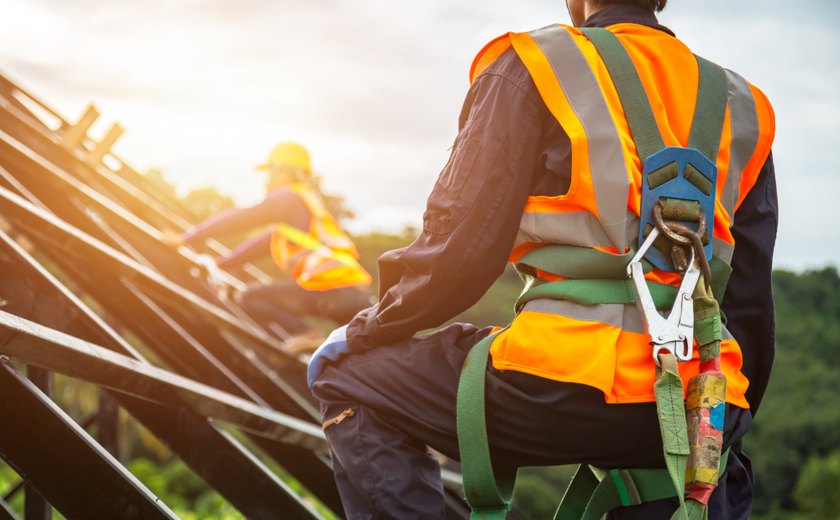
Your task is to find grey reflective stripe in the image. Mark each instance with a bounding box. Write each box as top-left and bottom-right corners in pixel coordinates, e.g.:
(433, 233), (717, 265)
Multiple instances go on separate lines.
(712, 237), (735, 265)
(529, 26), (630, 250)
(522, 299), (645, 334)
(721, 69), (760, 219)
(523, 299), (737, 341)
(516, 211), (610, 250)
(514, 211), (639, 250)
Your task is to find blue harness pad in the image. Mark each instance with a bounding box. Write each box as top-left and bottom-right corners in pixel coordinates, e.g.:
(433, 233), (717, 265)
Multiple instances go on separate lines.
(639, 146), (718, 271)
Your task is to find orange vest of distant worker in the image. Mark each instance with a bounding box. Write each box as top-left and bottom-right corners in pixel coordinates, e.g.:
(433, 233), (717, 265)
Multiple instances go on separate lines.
(269, 183), (372, 291)
(472, 24), (775, 408)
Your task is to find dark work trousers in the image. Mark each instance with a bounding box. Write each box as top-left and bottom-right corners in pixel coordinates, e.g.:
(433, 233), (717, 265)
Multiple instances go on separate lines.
(311, 323), (755, 520)
(238, 281), (372, 335)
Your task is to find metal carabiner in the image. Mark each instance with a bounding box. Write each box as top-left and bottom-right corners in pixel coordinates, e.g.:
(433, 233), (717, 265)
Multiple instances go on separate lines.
(628, 228), (700, 365)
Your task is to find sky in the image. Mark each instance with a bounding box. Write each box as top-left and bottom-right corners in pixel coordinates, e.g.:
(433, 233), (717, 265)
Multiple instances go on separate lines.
(1, 0), (838, 270)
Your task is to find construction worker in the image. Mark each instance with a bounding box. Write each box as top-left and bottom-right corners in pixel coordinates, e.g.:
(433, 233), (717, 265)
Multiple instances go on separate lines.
(181, 142), (372, 338)
(309, 0), (777, 518)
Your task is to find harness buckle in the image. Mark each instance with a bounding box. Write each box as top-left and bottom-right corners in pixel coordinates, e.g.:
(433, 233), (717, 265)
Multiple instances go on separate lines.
(628, 228), (701, 366)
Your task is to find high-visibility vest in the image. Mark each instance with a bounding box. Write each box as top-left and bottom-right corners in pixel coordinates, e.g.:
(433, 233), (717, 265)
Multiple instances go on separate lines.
(473, 24), (775, 408)
(269, 183), (372, 291)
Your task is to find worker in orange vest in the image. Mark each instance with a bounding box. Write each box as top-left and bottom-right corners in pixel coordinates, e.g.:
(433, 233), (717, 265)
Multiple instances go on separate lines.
(308, 0), (777, 518)
(181, 142), (372, 339)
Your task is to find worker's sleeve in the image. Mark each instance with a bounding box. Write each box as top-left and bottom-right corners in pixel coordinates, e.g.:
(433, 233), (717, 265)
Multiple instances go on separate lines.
(721, 152), (778, 416)
(346, 67), (546, 351)
(181, 189), (308, 244)
(217, 231), (273, 270)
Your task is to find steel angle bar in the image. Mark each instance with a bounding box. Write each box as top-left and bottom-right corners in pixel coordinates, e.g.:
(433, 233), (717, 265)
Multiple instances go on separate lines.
(23, 366), (52, 520)
(0, 311), (326, 450)
(217, 328), (312, 409)
(0, 498), (18, 520)
(116, 393), (323, 520)
(0, 235), (337, 515)
(122, 278), (317, 417)
(0, 81), (274, 286)
(18, 225), (317, 418)
(0, 183), (287, 360)
(122, 279), (273, 406)
(0, 128), (216, 293)
(247, 436), (345, 514)
(0, 227), (150, 361)
(0, 117), (253, 305)
(137, 288), (316, 415)
(0, 360), (177, 519)
(12, 220), (316, 418)
(0, 74), (67, 129)
(0, 96), (193, 231)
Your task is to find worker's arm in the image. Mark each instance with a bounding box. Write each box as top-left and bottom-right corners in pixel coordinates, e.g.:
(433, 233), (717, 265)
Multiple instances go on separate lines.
(720, 152), (778, 416)
(216, 231), (273, 270)
(346, 51), (554, 351)
(182, 188), (309, 245)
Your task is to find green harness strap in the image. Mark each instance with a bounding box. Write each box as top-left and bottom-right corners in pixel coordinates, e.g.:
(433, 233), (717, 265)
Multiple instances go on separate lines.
(455, 28), (731, 519)
(457, 335), (726, 520)
(580, 27), (728, 163)
(515, 246), (732, 311)
(456, 332), (516, 519)
(554, 450), (730, 520)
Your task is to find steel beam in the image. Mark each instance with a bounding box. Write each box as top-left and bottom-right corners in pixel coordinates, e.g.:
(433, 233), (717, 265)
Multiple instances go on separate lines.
(23, 366), (51, 520)
(0, 182), (317, 413)
(0, 310), (324, 449)
(116, 393), (321, 519)
(0, 179), (295, 373)
(0, 497), (18, 520)
(0, 230), (345, 515)
(0, 360), (177, 519)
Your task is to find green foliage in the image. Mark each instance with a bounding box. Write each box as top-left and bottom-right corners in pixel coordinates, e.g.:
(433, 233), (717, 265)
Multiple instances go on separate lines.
(513, 465), (577, 519)
(747, 267), (840, 515)
(792, 450), (840, 518)
(180, 187), (235, 222)
(352, 230), (520, 327)
(350, 231), (415, 293)
(0, 461), (24, 513)
(127, 458), (243, 519)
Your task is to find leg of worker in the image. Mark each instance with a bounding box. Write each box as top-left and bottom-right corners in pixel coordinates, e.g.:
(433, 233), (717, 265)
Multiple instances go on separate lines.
(316, 286), (373, 324)
(312, 324), (488, 519)
(311, 322), (754, 519)
(237, 281), (312, 335)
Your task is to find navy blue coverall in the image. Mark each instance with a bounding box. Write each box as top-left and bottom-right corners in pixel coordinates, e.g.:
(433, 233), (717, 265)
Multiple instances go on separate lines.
(311, 5), (778, 518)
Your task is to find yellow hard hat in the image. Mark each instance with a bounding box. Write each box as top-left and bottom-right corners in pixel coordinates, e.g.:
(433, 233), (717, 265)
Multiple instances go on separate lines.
(256, 142), (311, 172)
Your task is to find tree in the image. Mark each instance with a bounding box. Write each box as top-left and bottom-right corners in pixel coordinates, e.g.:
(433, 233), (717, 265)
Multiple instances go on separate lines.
(792, 450), (840, 519)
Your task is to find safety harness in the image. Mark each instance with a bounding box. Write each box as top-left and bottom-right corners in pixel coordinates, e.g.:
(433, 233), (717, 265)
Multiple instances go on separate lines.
(456, 27), (730, 519)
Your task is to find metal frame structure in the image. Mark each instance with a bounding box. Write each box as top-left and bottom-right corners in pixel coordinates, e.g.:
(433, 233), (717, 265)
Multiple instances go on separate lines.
(0, 72), (470, 519)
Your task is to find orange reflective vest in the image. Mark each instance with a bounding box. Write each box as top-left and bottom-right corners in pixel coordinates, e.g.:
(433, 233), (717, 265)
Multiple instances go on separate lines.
(473, 24), (775, 408)
(269, 183), (372, 291)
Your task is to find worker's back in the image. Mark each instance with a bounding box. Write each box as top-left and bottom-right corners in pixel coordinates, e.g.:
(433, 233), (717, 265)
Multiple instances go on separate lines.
(475, 22), (774, 408)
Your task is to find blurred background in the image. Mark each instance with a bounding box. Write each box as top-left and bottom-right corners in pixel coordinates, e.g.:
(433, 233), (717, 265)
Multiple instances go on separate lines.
(1, 0), (838, 518)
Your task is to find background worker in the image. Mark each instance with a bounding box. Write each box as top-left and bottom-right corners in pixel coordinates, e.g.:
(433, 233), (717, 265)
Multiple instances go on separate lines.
(181, 142), (372, 338)
(308, 0), (777, 518)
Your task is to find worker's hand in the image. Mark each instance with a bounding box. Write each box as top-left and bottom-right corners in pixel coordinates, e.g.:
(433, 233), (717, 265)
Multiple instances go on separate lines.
(191, 254), (229, 301)
(307, 324), (349, 388)
(159, 228), (185, 248)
